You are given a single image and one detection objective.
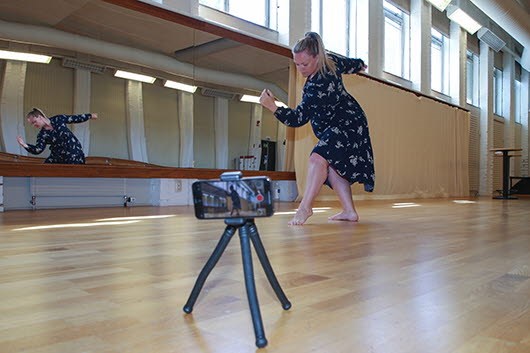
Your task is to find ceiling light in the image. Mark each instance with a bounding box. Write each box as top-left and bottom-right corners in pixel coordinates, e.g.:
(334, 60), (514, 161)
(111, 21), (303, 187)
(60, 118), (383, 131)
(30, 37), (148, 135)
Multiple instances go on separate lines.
(240, 94), (261, 104)
(241, 94), (286, 107)
(114, 70), (156, 83)
(447, 6), (482, 34)
(0, 50), (52, 63)
(164, 80), (197, 93)
(426, 0), (452, 12)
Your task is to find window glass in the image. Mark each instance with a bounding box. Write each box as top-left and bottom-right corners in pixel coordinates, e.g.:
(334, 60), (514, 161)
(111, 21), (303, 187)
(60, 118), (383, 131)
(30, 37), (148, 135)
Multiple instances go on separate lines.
(383, 1), (409, 79)
(466, 52), (473, 104)
(515, 80), (521, 123)
(466, 50), (479, 106)
(229, 0), (267, 27)
(201, 0), (226, 10)
(431, 28), (449, 94)
(200, 0), (276, 29)
(312, 0), (365, 58)
(493, 68), (503, 116)
(431, 29), (443, 92)
(321, 0), (348, 55)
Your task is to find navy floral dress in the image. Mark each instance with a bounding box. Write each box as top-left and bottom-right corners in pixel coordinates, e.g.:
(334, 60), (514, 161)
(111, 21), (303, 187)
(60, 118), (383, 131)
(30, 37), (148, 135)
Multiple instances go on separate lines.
(24, 114), (92, 164)
(274, 52), (375, 192)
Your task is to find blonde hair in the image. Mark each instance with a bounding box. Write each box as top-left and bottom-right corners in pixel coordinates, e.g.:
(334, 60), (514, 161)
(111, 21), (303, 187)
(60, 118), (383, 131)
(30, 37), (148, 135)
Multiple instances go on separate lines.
(292, 32), (336, 76)
(26, 107), (50, 124)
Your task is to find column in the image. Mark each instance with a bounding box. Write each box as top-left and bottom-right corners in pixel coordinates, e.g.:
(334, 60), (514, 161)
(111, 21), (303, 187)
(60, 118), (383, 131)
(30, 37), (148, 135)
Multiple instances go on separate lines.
(279, 0), (310, 46)
(410, 0), (432, 94)
(521, 69), (529, 176)
(502, 52), (516, 152)
(478, 41), (494, 196)
(72, 68), (91, 154)
(0, 60), (27, 154)
(214, 97), (229, 169)
(248, 104), (263, 170)
(125, 80), (148, 162)
(276, 122), (287, 172)
(365, 0), (384, 78)
(178, 91), (194, 167)
(449, 22), (467, 107)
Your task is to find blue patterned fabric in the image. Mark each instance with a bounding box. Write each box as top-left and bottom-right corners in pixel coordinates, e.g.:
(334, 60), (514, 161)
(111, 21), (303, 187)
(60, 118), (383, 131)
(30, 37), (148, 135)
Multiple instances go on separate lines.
(274, 52), (375, 192)
(25, 114), (91, 164)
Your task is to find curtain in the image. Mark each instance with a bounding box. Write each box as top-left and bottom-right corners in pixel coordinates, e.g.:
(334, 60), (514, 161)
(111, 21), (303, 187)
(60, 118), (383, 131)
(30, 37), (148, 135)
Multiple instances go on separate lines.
(291, 73), (470, 200)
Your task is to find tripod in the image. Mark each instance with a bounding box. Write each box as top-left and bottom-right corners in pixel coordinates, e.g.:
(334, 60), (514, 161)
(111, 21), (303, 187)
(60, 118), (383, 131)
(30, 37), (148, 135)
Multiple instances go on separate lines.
(183, 218), (291, 348)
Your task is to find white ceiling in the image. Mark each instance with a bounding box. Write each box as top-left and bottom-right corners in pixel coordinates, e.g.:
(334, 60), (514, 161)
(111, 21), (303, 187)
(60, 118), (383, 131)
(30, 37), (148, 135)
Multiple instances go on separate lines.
(1, 0), (529, 92)
(0, 0), (291, 93)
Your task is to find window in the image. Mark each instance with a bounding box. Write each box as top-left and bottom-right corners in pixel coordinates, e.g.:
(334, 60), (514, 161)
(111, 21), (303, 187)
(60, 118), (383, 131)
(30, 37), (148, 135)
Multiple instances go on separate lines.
(200, 0), (277, 29)
(493, 67), (503, 116)
(515, 79), (521, 124)
(311, 0), (367, 58)
(383, 1), (410, 79)
(431, 28), (450, 94)
(466, 50), (479, 106)
(312, 0), (348, 55)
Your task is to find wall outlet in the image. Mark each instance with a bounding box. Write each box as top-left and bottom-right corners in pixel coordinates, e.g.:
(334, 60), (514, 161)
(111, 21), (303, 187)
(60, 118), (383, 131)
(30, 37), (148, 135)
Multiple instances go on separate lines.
(175, 180), (182, 192)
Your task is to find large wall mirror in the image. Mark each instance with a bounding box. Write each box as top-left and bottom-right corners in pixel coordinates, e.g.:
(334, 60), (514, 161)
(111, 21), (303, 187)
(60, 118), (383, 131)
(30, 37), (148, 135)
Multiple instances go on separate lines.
(0, 0), (292, 171)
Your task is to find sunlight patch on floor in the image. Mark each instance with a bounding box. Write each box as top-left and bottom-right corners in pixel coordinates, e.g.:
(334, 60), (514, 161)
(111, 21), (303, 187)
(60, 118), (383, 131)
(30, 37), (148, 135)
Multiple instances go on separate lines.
(12, 220), (141, 231)
(96, 215), (177, 221)
(392, 202), (421, 208)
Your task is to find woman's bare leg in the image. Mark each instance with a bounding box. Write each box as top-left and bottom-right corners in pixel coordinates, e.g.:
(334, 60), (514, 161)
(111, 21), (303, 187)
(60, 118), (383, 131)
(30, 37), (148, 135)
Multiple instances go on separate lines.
(327, 167), (359, 222)
(289, 153), (329, 225)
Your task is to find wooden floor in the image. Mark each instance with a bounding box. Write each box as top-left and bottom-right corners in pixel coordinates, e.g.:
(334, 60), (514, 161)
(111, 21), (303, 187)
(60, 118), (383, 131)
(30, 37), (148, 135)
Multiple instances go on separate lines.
(1, 197), (529, 353)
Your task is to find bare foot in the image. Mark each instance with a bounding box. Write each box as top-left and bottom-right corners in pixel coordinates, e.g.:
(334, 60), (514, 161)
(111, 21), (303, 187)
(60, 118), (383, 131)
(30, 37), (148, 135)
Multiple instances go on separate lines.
(288, 207), (313, 225)
(328, 211), (359, 222)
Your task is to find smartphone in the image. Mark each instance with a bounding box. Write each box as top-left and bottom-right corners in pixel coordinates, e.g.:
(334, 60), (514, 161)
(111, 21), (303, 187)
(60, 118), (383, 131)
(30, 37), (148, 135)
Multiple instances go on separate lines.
(192, 176), (274, 219)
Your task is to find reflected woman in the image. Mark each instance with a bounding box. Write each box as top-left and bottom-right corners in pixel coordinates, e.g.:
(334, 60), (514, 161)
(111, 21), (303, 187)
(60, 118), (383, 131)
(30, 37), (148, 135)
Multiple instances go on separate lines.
(16, 107), (98, 164)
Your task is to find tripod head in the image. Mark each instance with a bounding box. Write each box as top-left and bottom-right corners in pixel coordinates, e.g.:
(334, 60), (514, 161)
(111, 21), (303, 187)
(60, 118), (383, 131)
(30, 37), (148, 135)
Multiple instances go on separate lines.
(220, 171), (243, 181)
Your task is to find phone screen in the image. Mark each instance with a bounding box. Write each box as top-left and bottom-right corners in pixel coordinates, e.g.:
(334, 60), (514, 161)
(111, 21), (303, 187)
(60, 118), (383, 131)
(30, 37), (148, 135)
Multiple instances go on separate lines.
(192, 177), (274, 219)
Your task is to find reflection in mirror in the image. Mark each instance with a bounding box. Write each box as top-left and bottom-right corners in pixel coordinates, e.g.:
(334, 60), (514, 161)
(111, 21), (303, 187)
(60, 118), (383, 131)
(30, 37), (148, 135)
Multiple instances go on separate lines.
(134, 0), (291, 171)
(177, 30), (290, 171)
(0, 0), (291, 171)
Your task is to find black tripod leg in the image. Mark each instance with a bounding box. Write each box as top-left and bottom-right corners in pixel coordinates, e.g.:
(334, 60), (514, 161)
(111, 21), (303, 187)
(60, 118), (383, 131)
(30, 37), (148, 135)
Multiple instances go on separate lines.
(239, 224), (268, 348)
(183, 225), (236, 314)
(248, 222), (292, 310)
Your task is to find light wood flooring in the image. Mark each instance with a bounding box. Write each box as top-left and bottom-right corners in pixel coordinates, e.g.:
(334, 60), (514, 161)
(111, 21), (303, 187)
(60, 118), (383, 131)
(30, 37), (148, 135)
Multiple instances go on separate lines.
(1, 197), (530, 353)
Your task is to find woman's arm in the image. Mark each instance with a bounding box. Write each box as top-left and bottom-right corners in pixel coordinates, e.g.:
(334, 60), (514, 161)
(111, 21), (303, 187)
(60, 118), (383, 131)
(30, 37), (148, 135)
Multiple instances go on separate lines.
(260, 84), (327, 128)
(16, 135), (28, 148)
(56, 113), (95, 124)
(328, 52), (366, 74)
(22, 131), (47, 155)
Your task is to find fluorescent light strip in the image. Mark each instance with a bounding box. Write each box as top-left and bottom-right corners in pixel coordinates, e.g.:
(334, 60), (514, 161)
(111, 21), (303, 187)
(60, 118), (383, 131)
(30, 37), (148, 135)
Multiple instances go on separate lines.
(426, 0), (452, 12)
(114, 70), (156, 83)
(0, 50), (52, 63)
(447, 8), (482, 34)
(240, 94), (287, 107)
(164, 80), (197, 93)
(240, 94), (261, 103)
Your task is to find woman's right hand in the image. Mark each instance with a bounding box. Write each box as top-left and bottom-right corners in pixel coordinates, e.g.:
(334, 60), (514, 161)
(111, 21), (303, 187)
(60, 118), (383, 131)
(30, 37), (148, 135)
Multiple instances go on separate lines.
(259, 89), (278, 113)
(16, 135), (28, 148)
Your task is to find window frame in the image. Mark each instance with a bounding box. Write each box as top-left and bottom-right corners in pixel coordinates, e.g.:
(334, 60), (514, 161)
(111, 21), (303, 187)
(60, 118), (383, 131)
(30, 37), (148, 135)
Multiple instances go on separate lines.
(466, 49), (480, 106)
(199, 0), (277, 29)
(493, 67), (503, 117)
(383, 1), (410, 80)
(431, 27), (450, 95)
